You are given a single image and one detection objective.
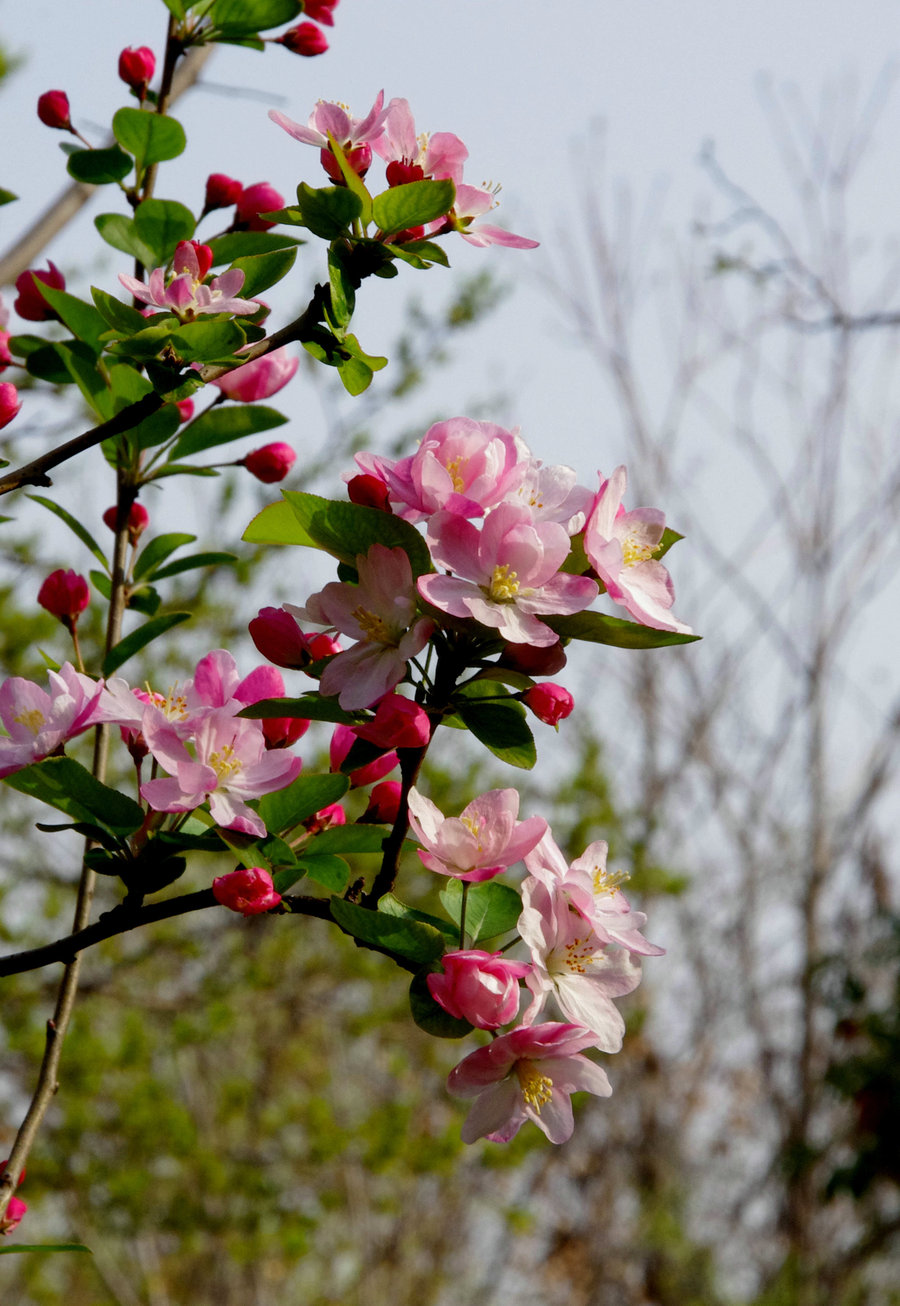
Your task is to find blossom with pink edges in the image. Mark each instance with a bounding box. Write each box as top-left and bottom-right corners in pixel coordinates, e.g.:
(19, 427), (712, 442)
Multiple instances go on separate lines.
(213, 866), (281, 916)
(583, 465), (692, 634)
(0, 382), (22, 430)
(118, 241), (256, 321)
(0, 663), (105, 779)
(299, 544), (433, 709)
(362, 779), (401, 824)
(428, 950), (531, 1029)
(432, 183), (539, 250)
(269, 91), (388, 182)
(447, 1022), (612, 1144)
(407, 785), (546, 883)
(418, 503), (598, 647)
(278, 22), (329, 56)
(212, 346), (298, 402)
(373, 97), (468, 187)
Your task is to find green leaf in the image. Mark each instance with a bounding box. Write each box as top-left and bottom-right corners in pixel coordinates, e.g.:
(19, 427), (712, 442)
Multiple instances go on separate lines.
(91, 286), (149, 334)
(298, 853), (349, 892)
(207, 231), (303, 264)
(209, 0), (302, 38)
(439, 878), (523, 943)
(131, 402), (181, 452)
(133, 532), (195, 580)
(31, 284), (108, 353)
(391, 238), (450, 269)
(242, 499), (308, 546)
(10, 336), (72, 385)
(232, 247), (297, 298)
(90, 569), (111, 599)
(238, 695), (362, 726)
(373, 179), (455, 234)
(128, 586), (162, 616)
(161, 0), (187, 17)
(658, 526), (684, 560)
(113, 108), (187, 170)
(133, 198), (196, 266)
(408, 970), (473, 1038)
(106, 321), (180, 361)
(257, 772), (348, 835)
(0, 188), (18, 207)
(169, 318), (247, 363)
(546, 611), (700, 649)
(308, 825), (387, 855)
(94, 212), (157, 267)
(326, 135), (373, 225)
(66, 146), (132, 185)
(0, 1243), (92, 1257)
(281, 491), (434, 577)
(4, 758), (144, 836)
(27, 495), (108, 570)
(327, 244), (355, 328)
(149, 551), (237, 580)
(171, 403), (287, 459)
(293, 183), (362, 239)
(102, 611), (191, 676)
(330, 898), (445, 964)
(377, 893), (458, 943)
(456, 698), (536, 770)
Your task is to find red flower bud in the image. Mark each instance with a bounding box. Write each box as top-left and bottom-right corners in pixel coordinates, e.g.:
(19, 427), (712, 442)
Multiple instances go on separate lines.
(353, 694), (431, 750)
(176, 397), (194, 423)
(304, 802), (346, 834)
(213, 867), (281, 916)
(102, 501), (149, 544)
(363, 779), (402, 824)
(261, 714), (309, 749)
(330, 723), (398, 788)
(14, 261), (65, 322)
(278, 22), (329, 56)
(250, 606), (312, 670)
(204, 173), (243, 213)
(0, 329), (12, 371)
(386, 160), (425, 188)
(347, 473), (391, 512)
(0, 1195), (27, 1235)
(38, 569), (90, 626)
(37, 90), (71, 130)
(118, 46), (156, 93)
(304, 0), (339, 25)
(524, 682), (575, 727)
(0, 382), (21, 431)
(242, 442), (296, 483)
(321, 143), (372, 185)
(235, 182), (284, 231)
(499, 640), (568, 677)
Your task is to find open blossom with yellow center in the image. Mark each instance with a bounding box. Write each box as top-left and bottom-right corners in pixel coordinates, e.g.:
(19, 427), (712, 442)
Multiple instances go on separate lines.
(407, 785), (547, 883)
(448, 1023), (612, 1145)
(0, 662), (104, 779)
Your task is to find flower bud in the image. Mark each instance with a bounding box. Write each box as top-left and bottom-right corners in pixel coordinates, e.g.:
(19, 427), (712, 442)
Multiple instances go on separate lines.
(213, 347), (299, 403)
(304, 802), (346, 834)
(176, 398), (194, 423)
(304, 0), (339, 24)
(212, 867), (281, 916)
(330, 723), (398, 788)
(386, 160), (425, 188)
(242, 442), (296, 483)
(499, 640), (568, 677)
(37, 90), (71, 130)
(0, 1195), (27, 1235)
(14, 261), (65, 322)
(235, 182), (284, 231)
(427, 950), (531, 1030)
(362, 779), (402, 824)
(347, 473), (391, 512)
(0, 382), (21, 430)
(353, 695), (431, 750)
(261, 714), (309, 749)
(204, 173), (243, 213)
(250, 606), (313, 670)
(175, 240), (213, 280)
(278, 22), (329, 55)
(321, 143), (372, 185)
(103, 501), (149, 545)
(118, 46), (156, 94)
(38, 569), (90, 627)
(524, 682), (575, 727)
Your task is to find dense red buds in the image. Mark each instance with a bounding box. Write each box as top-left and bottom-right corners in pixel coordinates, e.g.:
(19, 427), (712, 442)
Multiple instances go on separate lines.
(249, 607), (339, 671)
(347, 473), (391, 512)
(304, 0), (339, 24)
(102, 502), (150, 545)
(37, 90), (71, 130)
(38, 569), (90, 627)
(278, 22), (329, 56)
(203, 173), (243, 213)
(0, 383), (21, 430)
(14, 261), (65, 322)
(242, 442), (296, 483)
(524, 682), (575, 726)
(212, 867), (281, 916)
(234, 182), (284, 231)
(118, 46), (156, 95)
(353, 695), (431, 750)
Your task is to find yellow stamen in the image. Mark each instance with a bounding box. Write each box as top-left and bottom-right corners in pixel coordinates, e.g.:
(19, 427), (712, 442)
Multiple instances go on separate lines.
(460, 813), (486, 853)
(444, 456), (466, 494)
(592, 865), (629, 896)
(352, 606), (393, 644)
(621, 532), (659, 568)
(208, 744), (241, 783)
(516, 1061), (553, 1112)
(13, 708), (45, 736)
(488, 564), (519, 602)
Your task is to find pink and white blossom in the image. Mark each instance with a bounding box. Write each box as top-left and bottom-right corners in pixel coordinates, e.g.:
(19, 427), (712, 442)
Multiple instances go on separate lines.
(428, 949), (531, 1029)
(584, 465), (692, 633)
(118, 241), (257, 321)
(432, 183), (539, 250)
(418, 503), (598, 647)
(269, 92), (388, 183)
(447, 1022), (612, 1144)
(212, 346), (299, 402)
(373, 97), (468, 186)
(407, 785), (546, 883)
(0, 663), (105, 778)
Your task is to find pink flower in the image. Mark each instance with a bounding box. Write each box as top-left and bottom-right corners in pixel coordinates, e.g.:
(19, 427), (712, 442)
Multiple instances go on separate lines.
(37, 90), (71, 130)
(329, 723), (398, 788)
(176, 398), (194, 423)
(118, 241), (256, 321)
(583, 465), (692, 633)
(212, 347), (299, 402)
(305, 801), (345, 833)
(304, 0), (339, 23)
(204, 173), (244, 213)
(102, 501), (149, 544)
(278, 22), (328, 55)
(373, 98), (468, 188)
(0, 1194), (27, 1235)
(418, 503), (598, 647)
(352, 694), (430, 749)
(0, 296), (12, 371)
(37, 569), (89, 627)
(141, 707), (302, 838)
(428, 950), (531, 1029)
(269, 91), (388, 183)
(261, 714), (309, 750)
(524, 683), (574, 727)
(250, 606), (339, 671)
(192, 649), (285, 712)
(118, 46), (155, 94)
(362, 779), (402, 823)
(434, 183), (539, 250)
(14, 261), (65, 321)
(242, 442), (296, 483)
(299, 544), (434, 709)
(506, 455), (594, 534)
(0, 663), (105, 779)
(407, 785), (546, 883)
(0, 382), (21, 430)
(234, 182), (285, 231)
(447, 1022), (612, 1144)
(213, 866), (281, 916)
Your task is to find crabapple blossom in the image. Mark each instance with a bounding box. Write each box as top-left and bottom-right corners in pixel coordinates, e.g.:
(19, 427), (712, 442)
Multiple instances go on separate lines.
(269, 91), (388, 183)
(428, 950), (531, 1029)
(347, 473), (391, 511)
(212, 347), (298, 402)
(330, 723), (398, 787)
(298, 544), (433, 709)
(0, 663), (105, 778)
(524, 683), (574, 727)
(249, 606), (340, 671)
(37, 90), (71, 130)
(499, 640), (567, 676)
(234, 182), (284, 231)
(447, 1022), (612, 1144)
(175, 398), (194, 423)
(305, 801), (346, 834)
(419, 503), (598, 647)
(213, 867), (281, 916)
(507, 454), (594, 533)
(373, 97), (468, 187)
(242, 442), (296, 483)
(37, 569), (89, 626)
(14, 261), (65, 321)
(0, 295), (12, 369)
(584, 465), (692, 634)
(407, 786), (546, 883)
(0, 382), (21, 429)
(0, 1193), (26, 1235)
(304, 0), (339, 23)
(433, 183), (539, 250)
(118, 241), (256, 321)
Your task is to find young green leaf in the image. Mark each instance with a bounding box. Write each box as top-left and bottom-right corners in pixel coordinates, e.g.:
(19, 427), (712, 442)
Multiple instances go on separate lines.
(372, 179), (455, 234)
(546, 611), (700, 649)
(281, 490), (433, 576)
(148, 551), (237, 581)
(298, 853), (350, 893)
(113, 108), (187, 170)
(32, 284), (108, 353)
(102, 611), (191, 676)
(171, 403), (287, 459)
(4, 758), (144, 836)
(133, 532), (196, 580)
(133, 198), (196, 266)
(330, 898), (445, 964)
(231, 247), (297, 298)
(66, 146), (132, 185)
(293, 182), (363, 239)
(94, 212), (157, 267)
(456, 698), (537, 770)
(258, 772), (349, 835)
(439, 878), (523, 943)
